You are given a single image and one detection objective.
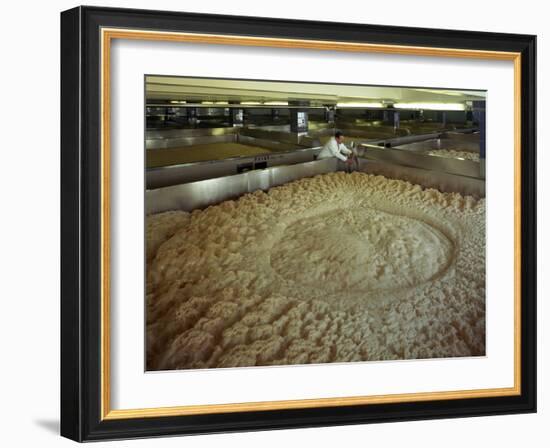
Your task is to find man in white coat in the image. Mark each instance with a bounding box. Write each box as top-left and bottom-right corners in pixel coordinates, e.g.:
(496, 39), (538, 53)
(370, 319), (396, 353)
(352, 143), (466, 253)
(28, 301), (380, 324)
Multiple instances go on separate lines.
(317, 131), (354, 166)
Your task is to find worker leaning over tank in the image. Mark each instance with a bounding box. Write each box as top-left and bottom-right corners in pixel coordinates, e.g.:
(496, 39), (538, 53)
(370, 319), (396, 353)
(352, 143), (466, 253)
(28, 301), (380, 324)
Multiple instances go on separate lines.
(317, 131), (355, 165)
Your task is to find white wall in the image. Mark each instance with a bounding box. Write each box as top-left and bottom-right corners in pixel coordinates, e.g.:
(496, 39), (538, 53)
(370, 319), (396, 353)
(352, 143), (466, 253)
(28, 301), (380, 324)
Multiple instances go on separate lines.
(0, 0), (546, 446)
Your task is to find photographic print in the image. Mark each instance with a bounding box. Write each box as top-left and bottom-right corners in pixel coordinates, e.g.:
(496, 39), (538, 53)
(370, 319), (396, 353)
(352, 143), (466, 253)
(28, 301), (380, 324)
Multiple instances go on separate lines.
(145, 76), (487, 371)
(61, 6), (535, 441)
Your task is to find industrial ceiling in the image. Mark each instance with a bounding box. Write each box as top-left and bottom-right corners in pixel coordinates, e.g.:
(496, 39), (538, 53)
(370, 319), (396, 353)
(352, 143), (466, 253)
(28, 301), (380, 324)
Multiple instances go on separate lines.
(146, 76), (486, 105)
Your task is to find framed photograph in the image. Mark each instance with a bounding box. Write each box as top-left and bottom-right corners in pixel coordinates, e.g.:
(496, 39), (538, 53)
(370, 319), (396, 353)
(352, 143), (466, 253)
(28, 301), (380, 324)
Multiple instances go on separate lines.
(60, 6), (536, 442)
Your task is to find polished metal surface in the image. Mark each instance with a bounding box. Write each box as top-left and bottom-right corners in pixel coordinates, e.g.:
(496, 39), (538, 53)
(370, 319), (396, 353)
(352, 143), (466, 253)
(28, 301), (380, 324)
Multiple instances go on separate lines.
(146, 156), (485, 215)
(357, 159), (485, 198)
(359, 144), (482, 179)
(337, 121), (408, 135)
(146, 158), (337, 214)
(145, 126), (330, 188)
(146, 147), (321, 189)
(305, 126), (407, 149)
(148, 156), (255, 189)
(245, 124), (291, 132)
(392, 137), (479, 153)
(146, 126), (312, 151)
(146, 127), (238, 149)
(238, 134), (301, 152)
(146, 127), (237, 140)
(145, 127), (309, 179)
(147, 134), (237, 149)
(375, 133), (443, 147)
(145, 126), (483, 195)
(239, 128), (303, 145)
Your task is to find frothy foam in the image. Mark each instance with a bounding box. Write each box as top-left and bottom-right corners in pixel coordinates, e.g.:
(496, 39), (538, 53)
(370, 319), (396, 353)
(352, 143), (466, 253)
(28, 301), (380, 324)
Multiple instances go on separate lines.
(146, 172), (485, 370)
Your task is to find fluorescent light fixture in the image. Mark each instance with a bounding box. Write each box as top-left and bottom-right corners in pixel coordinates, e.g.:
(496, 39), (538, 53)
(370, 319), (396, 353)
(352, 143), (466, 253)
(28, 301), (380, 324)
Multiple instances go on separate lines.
(336, 102), (384, 108)
(170, 100), (186, 104)
(393, 102), (466, 111)
(264, 101), (288, 106)
(214, 101), (229, 105)
(241, 101), (262, 105)
(201, 101), (214, 105)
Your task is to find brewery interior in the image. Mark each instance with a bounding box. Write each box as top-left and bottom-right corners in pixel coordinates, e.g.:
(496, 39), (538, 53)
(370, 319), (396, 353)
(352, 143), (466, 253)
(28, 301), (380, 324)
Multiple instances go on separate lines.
(145, 76), (488, 370)
(145, 76), (486, 213)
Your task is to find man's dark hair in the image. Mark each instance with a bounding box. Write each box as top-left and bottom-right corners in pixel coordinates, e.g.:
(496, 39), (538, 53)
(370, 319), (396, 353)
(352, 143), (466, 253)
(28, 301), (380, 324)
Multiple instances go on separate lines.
(334, 131), (344, 139)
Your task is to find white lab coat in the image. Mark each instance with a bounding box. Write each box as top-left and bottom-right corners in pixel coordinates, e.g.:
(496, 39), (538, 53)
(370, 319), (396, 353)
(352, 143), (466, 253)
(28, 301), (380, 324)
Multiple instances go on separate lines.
(317, 137), (352, 161)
